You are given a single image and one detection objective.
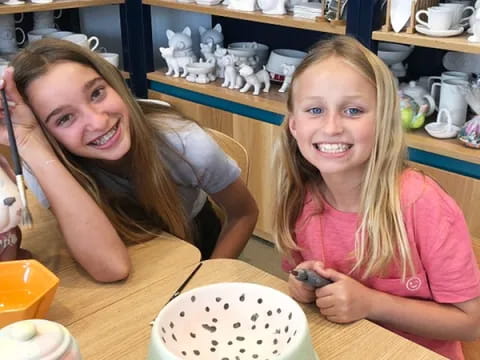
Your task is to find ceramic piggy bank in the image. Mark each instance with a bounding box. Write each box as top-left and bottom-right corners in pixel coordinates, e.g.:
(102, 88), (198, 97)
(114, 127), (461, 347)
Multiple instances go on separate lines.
(0, 319), (82, 360)
(0, 165), (22, 262)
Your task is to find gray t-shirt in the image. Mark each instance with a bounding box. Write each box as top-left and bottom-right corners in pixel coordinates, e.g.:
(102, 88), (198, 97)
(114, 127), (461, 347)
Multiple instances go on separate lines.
(24, 120), (240, 219)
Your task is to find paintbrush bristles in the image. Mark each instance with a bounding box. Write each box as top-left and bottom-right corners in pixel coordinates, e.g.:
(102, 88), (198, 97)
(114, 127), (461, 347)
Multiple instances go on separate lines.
(16, 175), (33, 229)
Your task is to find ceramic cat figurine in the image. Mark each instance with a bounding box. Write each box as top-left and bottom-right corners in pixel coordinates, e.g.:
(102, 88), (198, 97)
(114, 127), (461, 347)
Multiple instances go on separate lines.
(278, 63), (296, 93)
(220, 54), (243, 89)
(200, 42), (216, 64)
(0, 163), (23, 262)
(199, 23), (224, 48)
(159, 47), (181, 77)
(166, 27), (197, 77)
(238, 64), (271, 96)
(214, 45), (228, 78)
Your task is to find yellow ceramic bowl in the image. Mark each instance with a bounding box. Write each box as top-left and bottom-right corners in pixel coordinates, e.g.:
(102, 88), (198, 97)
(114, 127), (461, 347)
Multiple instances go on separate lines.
(0, 260), (59, 328)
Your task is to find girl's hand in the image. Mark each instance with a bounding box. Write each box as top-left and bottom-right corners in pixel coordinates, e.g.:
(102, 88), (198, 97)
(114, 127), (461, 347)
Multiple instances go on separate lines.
(313, 263), (375, 323)
(0, 67), (48, 152)
(288, 260), (325, 304)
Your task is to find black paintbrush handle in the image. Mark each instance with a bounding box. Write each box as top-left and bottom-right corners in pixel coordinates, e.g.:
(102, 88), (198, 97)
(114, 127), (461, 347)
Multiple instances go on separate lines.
(1, 88), (21, 175)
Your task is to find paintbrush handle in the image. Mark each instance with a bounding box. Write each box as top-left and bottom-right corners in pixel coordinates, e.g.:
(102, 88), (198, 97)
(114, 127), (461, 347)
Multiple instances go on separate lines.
(1, 88), (21, 175)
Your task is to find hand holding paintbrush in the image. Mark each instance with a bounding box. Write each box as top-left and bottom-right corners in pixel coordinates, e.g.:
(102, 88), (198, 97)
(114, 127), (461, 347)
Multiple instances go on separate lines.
(0, 75), (33, 228)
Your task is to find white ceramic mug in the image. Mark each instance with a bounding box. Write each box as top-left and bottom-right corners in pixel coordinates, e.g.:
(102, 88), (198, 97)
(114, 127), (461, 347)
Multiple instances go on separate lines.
(439, 3), (475, 26)
(33, 10), (62, 30)
(0, 14), (23, 29)
(416, 7), (455, 30)
(0, 27), (25, 55)
(428, 71), (469, 101)
(431, 78), (469, 126)
(62, 34), (99, 51)
(98, 52), (119, 68)
(27, 28), (57, 43)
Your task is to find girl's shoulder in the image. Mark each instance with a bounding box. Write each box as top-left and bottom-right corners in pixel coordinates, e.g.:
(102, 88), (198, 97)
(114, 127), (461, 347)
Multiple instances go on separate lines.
(400, 168), (461, 217)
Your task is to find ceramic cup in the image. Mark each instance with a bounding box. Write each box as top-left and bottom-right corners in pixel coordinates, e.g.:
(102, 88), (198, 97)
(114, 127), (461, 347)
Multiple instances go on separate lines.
(27, 28), (57, 43)
(33, 10), (62, 30)
(0, 27), (25, 53)
(428, 71), (469, 101)
(0, 14), (23, 29)
(438, 3), (475, 27)
(431, 78), (470, 126)
(62, 34), (99, 51)
(416, 7), (455, 31)
(98, 52), (119, 67)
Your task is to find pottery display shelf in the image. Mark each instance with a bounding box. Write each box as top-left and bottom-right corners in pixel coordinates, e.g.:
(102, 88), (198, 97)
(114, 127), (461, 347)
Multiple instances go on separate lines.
(0, 0), (124, 14)
(148, 69), (288, 114)
(372, 30), (480, 54)
(143, 0), (346, 34)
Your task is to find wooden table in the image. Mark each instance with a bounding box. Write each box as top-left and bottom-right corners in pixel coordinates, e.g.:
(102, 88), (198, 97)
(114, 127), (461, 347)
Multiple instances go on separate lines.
(20, 194), (444, 359)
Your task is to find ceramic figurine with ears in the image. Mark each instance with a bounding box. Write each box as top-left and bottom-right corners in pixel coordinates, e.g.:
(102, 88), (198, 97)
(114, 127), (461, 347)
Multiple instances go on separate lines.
(165, 27), (197, 77)
(214, 45), (228, 78)
(220, 54), (243, 89)
(200, 42), (216, 64)
(0, 158), (26, 262)
(159, 47), (181, 77)
(278, 63), (296, 93)
(238, 64), (271, 96)
(199, 24), (224, 48)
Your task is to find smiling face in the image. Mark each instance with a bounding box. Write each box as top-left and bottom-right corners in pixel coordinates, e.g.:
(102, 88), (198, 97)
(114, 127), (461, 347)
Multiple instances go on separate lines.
(288, 56), (377, 181)
(26, 61), (131, 162)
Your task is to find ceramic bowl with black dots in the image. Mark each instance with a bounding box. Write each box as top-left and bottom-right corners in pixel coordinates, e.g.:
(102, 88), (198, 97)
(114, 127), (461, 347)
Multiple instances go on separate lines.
(148, 282), (318, 360)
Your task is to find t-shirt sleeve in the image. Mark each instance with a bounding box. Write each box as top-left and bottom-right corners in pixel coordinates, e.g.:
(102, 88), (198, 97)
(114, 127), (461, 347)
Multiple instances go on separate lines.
(167, 123), (241, 194)
(412, 177), (480, 304)
(23, 164), (50, 208)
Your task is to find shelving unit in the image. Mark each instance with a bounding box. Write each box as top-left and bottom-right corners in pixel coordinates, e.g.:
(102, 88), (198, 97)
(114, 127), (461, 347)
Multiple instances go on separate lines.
(0, 0), (123, 14)
(372, 30), (480, 54)
(143, 0), (346, 34)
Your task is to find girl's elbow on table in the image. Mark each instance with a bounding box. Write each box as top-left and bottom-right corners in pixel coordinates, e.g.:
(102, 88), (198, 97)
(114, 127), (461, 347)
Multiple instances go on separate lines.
(90, 257), (131, 283)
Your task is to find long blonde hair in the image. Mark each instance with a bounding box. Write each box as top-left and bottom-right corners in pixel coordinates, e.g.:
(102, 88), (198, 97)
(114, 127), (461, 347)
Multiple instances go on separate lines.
(12, 39), (191, 243)
(274, 36), (414, 279)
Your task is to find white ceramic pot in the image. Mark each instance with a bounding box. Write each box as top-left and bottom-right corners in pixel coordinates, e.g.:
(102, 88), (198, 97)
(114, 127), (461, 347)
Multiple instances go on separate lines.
(148, 282), (318, 360)
(0, 319), (82, 360)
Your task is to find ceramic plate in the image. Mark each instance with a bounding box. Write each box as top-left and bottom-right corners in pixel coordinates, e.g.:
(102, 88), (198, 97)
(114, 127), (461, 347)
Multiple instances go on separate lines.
(415, 24), (464, 37)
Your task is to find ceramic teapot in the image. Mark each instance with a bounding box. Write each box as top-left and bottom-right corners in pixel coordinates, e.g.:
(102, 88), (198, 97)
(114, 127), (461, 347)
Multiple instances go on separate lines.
(399, 92), (429, 130)
(0, 319), (82, 360)
(399, 81), (436, 116)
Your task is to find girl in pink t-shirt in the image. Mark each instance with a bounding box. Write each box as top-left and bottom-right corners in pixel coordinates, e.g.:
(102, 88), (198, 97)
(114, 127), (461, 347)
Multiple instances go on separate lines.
(274, 36), (480, 360)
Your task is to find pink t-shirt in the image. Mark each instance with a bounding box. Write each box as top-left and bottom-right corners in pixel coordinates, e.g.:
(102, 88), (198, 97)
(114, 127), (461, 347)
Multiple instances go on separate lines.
(283, 169), (480, 360)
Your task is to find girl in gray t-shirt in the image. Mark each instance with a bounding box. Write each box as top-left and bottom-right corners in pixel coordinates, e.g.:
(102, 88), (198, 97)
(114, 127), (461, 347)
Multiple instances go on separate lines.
(0, 39), (258, 282)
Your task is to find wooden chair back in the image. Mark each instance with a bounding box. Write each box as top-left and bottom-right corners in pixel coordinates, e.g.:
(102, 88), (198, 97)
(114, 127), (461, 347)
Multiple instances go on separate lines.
(206, 128), (249, 183)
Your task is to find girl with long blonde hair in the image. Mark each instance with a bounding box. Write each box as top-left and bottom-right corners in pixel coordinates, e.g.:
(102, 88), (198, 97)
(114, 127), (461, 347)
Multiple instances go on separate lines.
(274, 36), (479, 359)
(0, 39), (258, 282)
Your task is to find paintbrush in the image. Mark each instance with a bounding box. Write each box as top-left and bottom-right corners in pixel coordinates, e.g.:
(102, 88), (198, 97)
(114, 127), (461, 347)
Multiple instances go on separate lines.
(1, 88), (33, 228)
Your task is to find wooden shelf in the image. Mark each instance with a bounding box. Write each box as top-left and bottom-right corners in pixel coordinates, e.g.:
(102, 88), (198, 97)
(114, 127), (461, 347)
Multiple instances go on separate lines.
(0, 0), (124, 14)
(406, 128), (480, 165)
(147, 70), (287, 114)
(143, 0), (346, 34)
(372, 30), (480, 54)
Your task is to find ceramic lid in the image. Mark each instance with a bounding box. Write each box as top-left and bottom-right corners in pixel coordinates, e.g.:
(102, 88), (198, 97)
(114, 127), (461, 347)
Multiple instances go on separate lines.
(0, 319), (76, 360)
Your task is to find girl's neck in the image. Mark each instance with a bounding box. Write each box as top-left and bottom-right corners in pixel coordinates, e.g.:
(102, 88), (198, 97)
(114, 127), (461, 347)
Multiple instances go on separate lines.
(320, 172), (364, 213)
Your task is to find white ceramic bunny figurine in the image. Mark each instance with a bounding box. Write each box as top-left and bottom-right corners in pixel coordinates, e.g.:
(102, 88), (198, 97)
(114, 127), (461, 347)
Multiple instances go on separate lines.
(0, 162), (24, 262)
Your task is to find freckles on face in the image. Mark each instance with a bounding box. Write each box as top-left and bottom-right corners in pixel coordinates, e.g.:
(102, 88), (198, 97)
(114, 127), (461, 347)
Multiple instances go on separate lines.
(288, 57), (377, 177)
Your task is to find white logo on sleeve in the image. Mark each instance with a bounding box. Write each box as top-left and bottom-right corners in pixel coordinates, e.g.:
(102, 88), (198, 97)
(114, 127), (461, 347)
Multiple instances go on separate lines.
(406, 276), (422, 291)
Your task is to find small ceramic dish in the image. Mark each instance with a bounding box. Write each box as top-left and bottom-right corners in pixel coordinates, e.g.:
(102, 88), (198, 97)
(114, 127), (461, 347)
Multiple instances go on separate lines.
(425, 109), (461, 139)
(0, 260), (59, 328)
(228, 42), (269, 65)
(148, 282), (318, 360)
